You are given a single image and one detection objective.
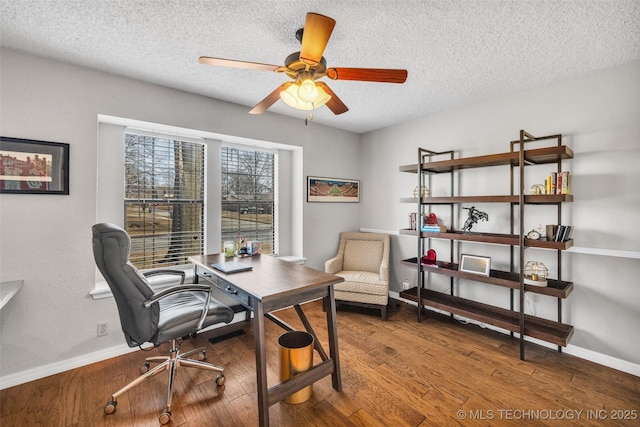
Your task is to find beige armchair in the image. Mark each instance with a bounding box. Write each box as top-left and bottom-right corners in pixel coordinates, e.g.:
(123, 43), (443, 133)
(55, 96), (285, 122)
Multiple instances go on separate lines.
(325, 232), (390, 320)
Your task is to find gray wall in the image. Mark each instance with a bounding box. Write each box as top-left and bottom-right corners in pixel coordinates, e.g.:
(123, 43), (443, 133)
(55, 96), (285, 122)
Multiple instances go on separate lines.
(360, 61), (640, 368)
(0, 48), (360, 380)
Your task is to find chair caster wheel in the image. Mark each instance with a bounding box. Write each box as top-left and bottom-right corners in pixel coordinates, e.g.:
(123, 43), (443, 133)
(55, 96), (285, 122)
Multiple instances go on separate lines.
(104, 400), (117, 415)
(197, 351), (206, 361)
(159, 410), (171, 425)
(215, 373), (225, 386)
(140, 362), (150, 374)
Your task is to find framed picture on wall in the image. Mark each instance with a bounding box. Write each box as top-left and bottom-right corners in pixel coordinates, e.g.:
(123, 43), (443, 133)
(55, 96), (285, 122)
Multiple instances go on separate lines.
(0, 136), (70, 194)
(459, 254), (491, 276)
(307, 176), (360, 203)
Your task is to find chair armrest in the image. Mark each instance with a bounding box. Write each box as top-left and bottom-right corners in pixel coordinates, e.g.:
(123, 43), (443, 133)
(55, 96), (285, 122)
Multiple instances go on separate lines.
(144, 284), (211, 308)
(325, 256), (343, 274)
(379, 264), (389, 283)
(143, 269), (186, 285)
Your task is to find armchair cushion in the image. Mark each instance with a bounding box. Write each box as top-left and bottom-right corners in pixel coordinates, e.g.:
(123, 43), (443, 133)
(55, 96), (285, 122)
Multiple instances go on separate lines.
(343, 240), (384, 274)
(334, 271), (387, 296)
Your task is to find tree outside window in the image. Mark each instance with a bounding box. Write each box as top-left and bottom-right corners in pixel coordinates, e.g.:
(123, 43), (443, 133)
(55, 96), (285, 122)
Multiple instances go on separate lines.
(124, 133), (205, 269)
(221, 146), (275, 254)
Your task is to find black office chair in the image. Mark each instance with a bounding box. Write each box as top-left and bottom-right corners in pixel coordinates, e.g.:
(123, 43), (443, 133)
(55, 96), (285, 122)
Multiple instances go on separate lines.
(92, 223), (234, 425)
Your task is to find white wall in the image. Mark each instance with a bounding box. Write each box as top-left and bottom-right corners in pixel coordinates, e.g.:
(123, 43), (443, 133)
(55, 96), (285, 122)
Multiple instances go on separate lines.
(1, 46), (638, 384)
(360, 60), (640, 367)
(0, 47), (360, 381)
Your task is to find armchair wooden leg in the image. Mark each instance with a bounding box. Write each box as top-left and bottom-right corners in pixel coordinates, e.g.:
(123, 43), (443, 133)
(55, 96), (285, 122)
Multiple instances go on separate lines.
(381, 306), (387, 321)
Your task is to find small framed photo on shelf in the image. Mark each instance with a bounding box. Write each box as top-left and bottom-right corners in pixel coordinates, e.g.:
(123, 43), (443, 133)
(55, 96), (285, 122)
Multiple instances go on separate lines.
(459, 254), (491, 276)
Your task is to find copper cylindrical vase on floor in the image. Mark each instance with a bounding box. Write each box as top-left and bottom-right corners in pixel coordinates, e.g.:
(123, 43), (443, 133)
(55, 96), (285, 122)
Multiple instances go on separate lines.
(278, 331), (314, 404)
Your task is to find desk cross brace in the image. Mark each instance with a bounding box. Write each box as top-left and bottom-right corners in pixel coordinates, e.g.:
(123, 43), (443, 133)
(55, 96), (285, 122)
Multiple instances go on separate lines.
(265, 304), (329, 361)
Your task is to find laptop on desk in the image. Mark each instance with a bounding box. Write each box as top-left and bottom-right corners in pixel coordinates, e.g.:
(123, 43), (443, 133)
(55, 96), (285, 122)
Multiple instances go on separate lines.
(212, 260), (253, 274)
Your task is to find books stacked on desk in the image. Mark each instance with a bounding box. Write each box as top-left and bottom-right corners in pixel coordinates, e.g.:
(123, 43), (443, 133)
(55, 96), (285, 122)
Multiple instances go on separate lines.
(546, 171), (572, 195)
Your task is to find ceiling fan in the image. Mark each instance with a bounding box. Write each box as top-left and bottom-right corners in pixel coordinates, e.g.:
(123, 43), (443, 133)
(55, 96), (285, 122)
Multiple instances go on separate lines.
(199, 12), (408, 115)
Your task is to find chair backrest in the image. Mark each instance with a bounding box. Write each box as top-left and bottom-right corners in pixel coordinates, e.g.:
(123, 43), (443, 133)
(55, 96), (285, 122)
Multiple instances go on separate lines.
(339, 232), (390, 278)
(92, 223), (159, 347)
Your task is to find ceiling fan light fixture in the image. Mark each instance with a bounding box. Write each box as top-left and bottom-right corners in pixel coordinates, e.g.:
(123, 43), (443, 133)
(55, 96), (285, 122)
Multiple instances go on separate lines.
(280, 81), (331, 111)
(297, 78), (318, 102)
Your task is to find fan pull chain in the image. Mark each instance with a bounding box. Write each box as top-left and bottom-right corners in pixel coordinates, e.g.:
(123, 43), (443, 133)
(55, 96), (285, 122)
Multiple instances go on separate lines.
(305, 105), (314, 126)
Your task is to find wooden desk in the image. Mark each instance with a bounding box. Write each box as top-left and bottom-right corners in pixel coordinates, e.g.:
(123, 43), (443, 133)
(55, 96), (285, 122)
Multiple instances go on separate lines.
(189, 254), (344, 427)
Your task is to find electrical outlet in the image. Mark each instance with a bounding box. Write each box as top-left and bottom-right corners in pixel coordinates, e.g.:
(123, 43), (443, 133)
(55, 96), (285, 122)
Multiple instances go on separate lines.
(97, 322), (109, 337)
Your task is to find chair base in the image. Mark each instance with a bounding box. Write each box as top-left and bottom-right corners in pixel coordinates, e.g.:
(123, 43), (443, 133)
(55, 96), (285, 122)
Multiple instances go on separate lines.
(105, 338), (225, 425)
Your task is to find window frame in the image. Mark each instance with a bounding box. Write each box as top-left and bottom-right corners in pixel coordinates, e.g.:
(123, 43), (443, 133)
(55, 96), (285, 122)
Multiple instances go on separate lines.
(93, 116), (303, 300)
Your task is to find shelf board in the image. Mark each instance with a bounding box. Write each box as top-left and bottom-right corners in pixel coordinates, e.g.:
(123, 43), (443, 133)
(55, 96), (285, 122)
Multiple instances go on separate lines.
(399, 287), (574, 347)
(399, 145), (574, 174)
(400, 194), (573, 204)
(400, 195), (516, 204)
(398, 229), (574, 250)
(527, 238), (574, 250)
(400, 258), (573, 298)
(524, 194), (573, 204)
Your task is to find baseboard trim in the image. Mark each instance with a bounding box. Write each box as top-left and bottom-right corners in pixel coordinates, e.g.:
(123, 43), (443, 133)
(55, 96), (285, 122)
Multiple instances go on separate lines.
(0, 311), (249, 390)
(0, 344), (137, 390)
(389, 291), (640, 377)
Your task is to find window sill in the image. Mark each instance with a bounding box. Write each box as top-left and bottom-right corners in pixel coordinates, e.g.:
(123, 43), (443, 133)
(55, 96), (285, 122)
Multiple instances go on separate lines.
(277, 255), (307, 265)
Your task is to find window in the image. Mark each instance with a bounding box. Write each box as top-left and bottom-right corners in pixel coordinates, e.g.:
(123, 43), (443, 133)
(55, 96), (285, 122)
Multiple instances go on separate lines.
(221, 146), (276, 254)
(124, 133), (205, 270)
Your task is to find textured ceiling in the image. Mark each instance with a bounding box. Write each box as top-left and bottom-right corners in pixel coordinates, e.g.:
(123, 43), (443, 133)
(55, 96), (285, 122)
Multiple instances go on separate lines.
(1, 1), (639, 134)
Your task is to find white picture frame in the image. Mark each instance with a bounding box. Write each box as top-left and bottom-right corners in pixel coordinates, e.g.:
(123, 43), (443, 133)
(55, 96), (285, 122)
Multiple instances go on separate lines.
(459, 254), (491, 276)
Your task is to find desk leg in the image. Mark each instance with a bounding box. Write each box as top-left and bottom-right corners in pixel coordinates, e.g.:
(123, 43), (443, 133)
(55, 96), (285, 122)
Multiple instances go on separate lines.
(252, 301), (269, 427)
(326, 286), (342, 391)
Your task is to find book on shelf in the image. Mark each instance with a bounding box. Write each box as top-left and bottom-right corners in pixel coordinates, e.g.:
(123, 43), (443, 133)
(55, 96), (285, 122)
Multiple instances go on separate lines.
(421, 225), (447, 232)
(545, 172), (572, 195)
(553, 225), (573, 242)
(409, 213), (417, 230)
(561, 171), (571, 195)
(548, 173), (557, 195)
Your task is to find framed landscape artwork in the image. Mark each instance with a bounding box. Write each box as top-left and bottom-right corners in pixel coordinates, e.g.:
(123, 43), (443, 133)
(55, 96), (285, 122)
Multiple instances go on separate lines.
(0, 136), (70, 194)
(307, 176), (360, 203)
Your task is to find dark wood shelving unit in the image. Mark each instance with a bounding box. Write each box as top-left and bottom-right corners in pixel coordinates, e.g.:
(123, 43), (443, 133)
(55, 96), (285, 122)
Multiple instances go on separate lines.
(400, 130), (574, 360)
(400, 258), (574, 298)
(398, 229), (574, 250)
(398, 144), (573, 174)
(400, 194), (573, 205)
(398, 287), (574, 347)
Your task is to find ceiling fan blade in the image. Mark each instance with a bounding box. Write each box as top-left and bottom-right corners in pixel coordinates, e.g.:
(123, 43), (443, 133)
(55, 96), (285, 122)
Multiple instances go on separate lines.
(316, 82), (348, 115)
(300, 13), (336, 66)
(199, 56), (281, 72)
(249, 83), (292, 114)
(327, 67), (408, 83)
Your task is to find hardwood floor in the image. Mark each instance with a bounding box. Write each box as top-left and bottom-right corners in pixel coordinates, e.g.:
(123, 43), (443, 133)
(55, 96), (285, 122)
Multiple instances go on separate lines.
(2, 299), (639, 426)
